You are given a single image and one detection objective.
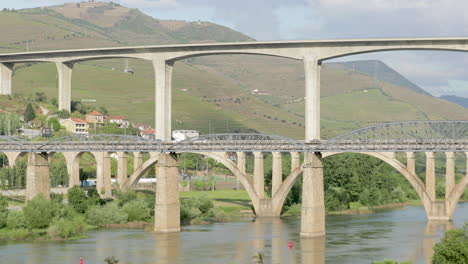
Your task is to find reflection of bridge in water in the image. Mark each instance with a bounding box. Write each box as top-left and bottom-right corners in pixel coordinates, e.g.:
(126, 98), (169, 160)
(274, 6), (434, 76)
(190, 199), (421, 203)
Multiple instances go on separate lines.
(1, 37), (468, 239)
(0, 120), (466, 239)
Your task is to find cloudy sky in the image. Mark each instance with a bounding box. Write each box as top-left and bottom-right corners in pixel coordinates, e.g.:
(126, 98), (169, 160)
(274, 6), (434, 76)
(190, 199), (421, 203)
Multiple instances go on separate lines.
(5, 0), (468, 97)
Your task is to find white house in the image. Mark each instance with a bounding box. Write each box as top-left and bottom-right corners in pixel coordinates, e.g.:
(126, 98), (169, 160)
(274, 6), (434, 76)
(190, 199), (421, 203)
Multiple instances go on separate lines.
(172, 130), (199, 142)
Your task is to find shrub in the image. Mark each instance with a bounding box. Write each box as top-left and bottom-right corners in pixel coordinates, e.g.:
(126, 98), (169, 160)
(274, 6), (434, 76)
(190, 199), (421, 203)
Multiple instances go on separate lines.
(206, 207), (227, 221)
(0, 228), (30, 240)
(86, 202), (128, 226)
(325, 187), (350, 212)
(0, 195), (8, 228)
(50, 193), (64, 203)
(47, 216), (86, 239)
(6, 211), (27, 229)
(23, 195), (55, 229)
(115, 190), (137, 206)
(122, 200), (150, 222)
(432, 223), (468, 264)
(68, 186), (88, 213)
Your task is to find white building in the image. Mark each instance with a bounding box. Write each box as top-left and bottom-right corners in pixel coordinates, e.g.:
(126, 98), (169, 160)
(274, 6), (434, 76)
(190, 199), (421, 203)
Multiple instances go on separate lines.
(172, 130), (199, 142)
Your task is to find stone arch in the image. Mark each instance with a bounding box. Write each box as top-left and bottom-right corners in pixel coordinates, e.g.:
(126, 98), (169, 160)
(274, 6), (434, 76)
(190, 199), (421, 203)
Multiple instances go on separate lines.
(123, 152), (159, 191)
(445, 152), (468, 217)
(122, 152), (261, 213)
(273, 152), (433, 216)
(4, 152), (27, 167)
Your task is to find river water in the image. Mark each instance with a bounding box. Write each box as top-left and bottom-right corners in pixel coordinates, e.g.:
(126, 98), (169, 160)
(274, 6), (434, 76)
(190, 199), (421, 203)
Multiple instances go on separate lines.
(0, 203), (467, 264)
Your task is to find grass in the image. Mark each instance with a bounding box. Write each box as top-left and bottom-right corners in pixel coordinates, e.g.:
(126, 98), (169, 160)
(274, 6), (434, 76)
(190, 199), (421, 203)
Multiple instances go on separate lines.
(180, 190), (252, 214)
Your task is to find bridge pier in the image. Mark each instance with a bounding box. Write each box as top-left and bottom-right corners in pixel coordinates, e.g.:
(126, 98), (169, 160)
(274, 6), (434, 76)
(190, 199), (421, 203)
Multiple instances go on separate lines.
(154, 153), (180, 233)
(26, 153), (50, 200)
(445, 152), (455, 200)
(153, 58), (174, 142)
(56, 62), (73, 113)
(253, 152), (265, 199)
(93, 152), (112, 198)
(0, 63), (13, 95)
(303, 56), (321, 142)
(134, 152), (143, 172)
(300, 152), (325, 238)
(425, 152), (436, 202)
(272, 152), (282, 196)
(291, 152), (300, 172)
(117, 152), (128, 187)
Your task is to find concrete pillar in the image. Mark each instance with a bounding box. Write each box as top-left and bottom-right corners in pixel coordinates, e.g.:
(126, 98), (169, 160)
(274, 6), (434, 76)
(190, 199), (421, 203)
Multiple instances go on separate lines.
(153, 58), (174, 142)
(93, 152), (112, 198)
(4, 152), (22, 167)
(291, 152), (300, 172)
(425, 152), (436, 201)
(300, 152), (325, 238)
(154, 153), (180, 233)
(406, 152), (415, 175)
(117, 152), (128, 187)
(56, 62), (73, 112)
(0, 63), (13, 95)
(26, 153), (50, 200)
(63, 152), (80, 187)
(134, 152), (143, 172)
(253, 152), (264, 199)
(445, 152), (455, 200)
(303, 56), (321, 142)
(236, 152), (246, 174)
(272, 152), (282, 196)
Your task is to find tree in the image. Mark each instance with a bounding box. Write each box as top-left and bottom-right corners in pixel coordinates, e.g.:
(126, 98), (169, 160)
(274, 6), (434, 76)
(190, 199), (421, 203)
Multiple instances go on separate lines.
(67, 185), (88, 213)
(48, 117), (61, 131)
(24, 103), (36, 122)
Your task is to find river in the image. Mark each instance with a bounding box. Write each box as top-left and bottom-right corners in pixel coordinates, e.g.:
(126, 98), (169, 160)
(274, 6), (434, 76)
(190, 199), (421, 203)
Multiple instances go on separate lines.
(1, 203), (467, 264)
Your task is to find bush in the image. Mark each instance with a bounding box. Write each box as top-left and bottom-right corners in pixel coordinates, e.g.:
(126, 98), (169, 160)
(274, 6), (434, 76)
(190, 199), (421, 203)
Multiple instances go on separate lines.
(115, 190), (137, 206)
(0, 228), (30, 240)
(68, 186), (88, 213)
(50, 193), (64, 203)
(432, 223), (468, 264)
(6, 211), (27, 229)
(206, 207), (227, 221)
(122, 200), (150, 222)
(325, 187), (350, 212)
(0, 195), (8, 228)
(86, 202), (128, 226)
(23, 195), (56, 229)
(47, 216), (86, 239)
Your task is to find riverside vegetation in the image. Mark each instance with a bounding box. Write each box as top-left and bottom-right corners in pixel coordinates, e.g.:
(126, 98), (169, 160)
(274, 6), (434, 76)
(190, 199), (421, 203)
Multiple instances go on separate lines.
(0, 186), (226, 241)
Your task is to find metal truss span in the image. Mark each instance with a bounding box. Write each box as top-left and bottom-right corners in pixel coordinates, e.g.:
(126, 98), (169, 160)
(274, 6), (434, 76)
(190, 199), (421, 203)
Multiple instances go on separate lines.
(167, 133), (307, 153)
(0, 136), (34, 152)
(35, 134), (163, 152)
(313, 121), (468, 152)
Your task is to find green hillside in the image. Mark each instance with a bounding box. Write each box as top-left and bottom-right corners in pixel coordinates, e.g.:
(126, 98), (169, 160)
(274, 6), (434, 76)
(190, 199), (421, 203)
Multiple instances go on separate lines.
(2, 2), (468, 140)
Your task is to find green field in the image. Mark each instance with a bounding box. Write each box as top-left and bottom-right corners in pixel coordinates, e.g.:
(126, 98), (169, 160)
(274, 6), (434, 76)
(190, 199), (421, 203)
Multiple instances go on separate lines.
(180, 190), (252, 214)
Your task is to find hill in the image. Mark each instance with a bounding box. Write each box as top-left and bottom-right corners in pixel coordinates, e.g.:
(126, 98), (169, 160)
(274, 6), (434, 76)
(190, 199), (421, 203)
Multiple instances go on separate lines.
(2, 2), (468, 139)
(439, 95), (468, 108)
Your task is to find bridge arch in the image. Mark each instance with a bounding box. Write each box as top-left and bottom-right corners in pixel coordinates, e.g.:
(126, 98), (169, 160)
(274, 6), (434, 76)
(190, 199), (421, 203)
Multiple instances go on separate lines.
(446, 152), (468, 217)
(166, 50), (301, 63)
(319, 46), (468, 61)
(272, 152), (433, 216)
(123, 151), (261, 214)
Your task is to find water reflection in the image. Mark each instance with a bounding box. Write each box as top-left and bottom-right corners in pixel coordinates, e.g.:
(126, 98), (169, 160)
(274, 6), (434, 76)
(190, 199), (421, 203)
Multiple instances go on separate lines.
(0, 203), (466, 264)
(154, 233), (180, 264)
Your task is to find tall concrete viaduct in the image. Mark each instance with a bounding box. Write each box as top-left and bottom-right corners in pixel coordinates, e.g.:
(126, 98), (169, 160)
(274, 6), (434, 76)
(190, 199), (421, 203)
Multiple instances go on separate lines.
(1, 38), (468, 238)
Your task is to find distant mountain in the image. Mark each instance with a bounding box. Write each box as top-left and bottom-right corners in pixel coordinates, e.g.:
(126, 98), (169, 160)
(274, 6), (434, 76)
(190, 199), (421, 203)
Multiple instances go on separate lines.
(326, 60), (430, 96)
(439, 95), (468, 108)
